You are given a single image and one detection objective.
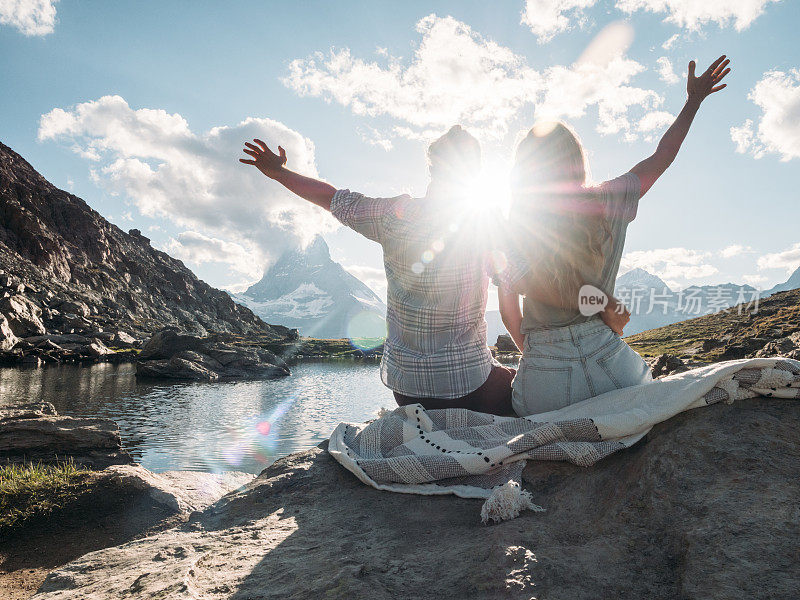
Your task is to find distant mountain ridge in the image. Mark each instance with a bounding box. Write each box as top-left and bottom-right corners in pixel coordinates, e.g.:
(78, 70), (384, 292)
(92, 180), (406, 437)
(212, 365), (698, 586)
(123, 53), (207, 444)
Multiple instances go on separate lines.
(764, 266), (800, 296)
(0, 141), (287, 340)
(231, 236), (387, 339)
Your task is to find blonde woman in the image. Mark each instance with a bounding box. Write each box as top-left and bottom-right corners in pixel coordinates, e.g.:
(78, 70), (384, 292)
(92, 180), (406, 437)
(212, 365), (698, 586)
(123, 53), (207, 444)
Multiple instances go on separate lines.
(498, 55), (731, 417)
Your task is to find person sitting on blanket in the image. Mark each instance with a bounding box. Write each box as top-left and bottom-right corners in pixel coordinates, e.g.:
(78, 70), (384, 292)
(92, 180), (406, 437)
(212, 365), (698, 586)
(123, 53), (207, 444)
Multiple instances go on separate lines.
(240, 126), (627, 415)
(496, 54), (732, 417)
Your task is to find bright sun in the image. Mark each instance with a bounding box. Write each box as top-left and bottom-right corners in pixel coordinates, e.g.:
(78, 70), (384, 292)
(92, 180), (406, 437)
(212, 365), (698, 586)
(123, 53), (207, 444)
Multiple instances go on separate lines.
(465, 159), (513, 217)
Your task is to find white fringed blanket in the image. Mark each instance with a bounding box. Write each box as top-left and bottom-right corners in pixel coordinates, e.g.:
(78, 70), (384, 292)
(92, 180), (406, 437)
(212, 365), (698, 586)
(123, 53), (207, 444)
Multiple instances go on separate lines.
(329, 358), (800, 522)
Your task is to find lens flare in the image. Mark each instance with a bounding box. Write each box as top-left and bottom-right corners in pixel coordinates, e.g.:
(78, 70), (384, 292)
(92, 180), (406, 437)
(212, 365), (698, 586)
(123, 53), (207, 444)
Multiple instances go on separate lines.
(220, 397), (296, 468)
(347, 311), (386, 351)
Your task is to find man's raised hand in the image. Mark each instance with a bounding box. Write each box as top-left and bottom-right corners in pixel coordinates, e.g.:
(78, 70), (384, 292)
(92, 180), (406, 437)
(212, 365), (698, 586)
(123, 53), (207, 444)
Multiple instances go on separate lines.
(687, 55), (731, 102)
(239, 139), (287, 179)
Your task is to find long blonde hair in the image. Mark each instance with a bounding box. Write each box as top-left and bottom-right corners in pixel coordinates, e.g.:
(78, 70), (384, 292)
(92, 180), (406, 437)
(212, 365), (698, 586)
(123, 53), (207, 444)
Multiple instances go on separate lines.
(510, 122), (610, 305)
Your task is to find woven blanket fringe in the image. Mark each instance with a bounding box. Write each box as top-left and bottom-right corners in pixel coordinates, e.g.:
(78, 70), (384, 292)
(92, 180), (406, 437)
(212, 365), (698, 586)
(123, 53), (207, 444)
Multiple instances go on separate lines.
(480, 480), (544, 524)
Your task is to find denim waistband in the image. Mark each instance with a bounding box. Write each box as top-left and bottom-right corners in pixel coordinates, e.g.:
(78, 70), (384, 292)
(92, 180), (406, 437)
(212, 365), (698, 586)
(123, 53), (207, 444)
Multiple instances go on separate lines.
(523, 318), (609, 347)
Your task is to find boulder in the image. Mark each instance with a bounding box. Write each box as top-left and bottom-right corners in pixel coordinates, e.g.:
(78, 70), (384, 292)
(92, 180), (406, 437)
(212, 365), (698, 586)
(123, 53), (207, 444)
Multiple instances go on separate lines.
(646, 353), (689, 378)
(80, 340), (112, 358)
(98, 465), (253, 514)
(57, 300), (91, 317)
(719, 337), (770, 359)
(0, 405), (134, 469)
(32, 397), (800, 599)
(0, 294), (46, 336)
(754, 336), (798, 358)
(138, 328), (206, 360)
(136, 329), (290, 381)
(0, 313), (18, 351)
(24, 333), (91, 345)
(112, 330), (138, 348)
(495, 334), (518, 353)
(136, 356), (220, 381)
(0, 402), (57, 419)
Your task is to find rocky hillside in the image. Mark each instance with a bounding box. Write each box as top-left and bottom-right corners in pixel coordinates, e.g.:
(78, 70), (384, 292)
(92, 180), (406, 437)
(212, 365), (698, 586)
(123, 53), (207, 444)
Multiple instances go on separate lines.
(626, 287), (800, 362)
(0, 141), (291, 352)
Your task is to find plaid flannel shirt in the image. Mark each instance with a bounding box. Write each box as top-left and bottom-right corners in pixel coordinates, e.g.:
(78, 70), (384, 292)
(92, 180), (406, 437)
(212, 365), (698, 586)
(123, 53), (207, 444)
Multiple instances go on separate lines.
(331, 189), (495, 399)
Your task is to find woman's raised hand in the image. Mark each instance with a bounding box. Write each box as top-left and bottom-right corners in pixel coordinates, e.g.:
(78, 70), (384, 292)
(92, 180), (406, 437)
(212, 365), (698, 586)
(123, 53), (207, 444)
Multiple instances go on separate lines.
(239, 139), (287, 179)
(687, 55), (731, 102)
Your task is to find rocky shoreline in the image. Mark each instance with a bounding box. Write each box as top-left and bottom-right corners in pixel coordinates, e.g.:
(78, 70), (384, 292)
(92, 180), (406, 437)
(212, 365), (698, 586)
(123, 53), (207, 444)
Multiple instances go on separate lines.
(0, 319), (385, 375)
(0, 402), (254, 598)
(2, 393), (794, 599)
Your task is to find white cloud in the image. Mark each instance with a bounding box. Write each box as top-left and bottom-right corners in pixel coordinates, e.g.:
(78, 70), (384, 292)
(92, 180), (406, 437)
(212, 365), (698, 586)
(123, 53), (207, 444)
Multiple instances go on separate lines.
(656, 56), (679, 85)
(344, 264), (388, 300)
(757, 242), (800, 273)
(521, 0), (597, 43)
(620, 247), (718, 287)
(616, 0), (780, 31)
(661, 33), (680, 49)
(284, 15), (541, 140)
(0, 0), (57, 36)
(165, 231), (263, 281)
(358, 126), (393, 151)
(719, 244), (753, 258)
(39, 95), (338, 276)
(637, 110), (674, 142)
(284, 15), (664, 143)
(637, 110), (674, 133)
(731, 69), (800, 161)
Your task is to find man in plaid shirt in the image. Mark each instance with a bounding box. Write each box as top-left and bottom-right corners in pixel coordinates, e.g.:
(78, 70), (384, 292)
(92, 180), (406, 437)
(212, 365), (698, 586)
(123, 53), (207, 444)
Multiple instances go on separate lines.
(241, 126), (517, 414)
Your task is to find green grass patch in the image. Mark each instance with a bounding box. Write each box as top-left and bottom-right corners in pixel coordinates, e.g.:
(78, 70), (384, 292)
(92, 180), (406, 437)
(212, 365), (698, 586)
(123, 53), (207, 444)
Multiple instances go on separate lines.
(0, 461), (93, 534)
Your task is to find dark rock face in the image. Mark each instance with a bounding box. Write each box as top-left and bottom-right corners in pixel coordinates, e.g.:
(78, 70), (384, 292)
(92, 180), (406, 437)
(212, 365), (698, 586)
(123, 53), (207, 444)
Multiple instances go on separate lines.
(495, 334), (518, 353)
(136, 329), (291, 381)
(0, 403), (134, 469)
(0, 141), (292, 366)
(32, 397), (800, 599)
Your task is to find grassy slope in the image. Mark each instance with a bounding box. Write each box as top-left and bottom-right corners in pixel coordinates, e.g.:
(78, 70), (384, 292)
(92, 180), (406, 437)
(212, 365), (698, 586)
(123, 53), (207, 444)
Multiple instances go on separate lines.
(0, 461), (93, 534)
(625, 288), (800, 362)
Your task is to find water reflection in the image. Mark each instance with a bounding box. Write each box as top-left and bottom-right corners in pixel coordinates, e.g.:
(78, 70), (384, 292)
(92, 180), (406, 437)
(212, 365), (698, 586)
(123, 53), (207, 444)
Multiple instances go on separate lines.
(0, 362), (394, 474)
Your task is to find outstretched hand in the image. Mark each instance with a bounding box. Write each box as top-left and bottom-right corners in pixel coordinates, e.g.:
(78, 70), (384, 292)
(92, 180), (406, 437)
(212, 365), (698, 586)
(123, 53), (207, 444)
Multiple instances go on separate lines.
(687, 55), (731, 102)
(239, 139), (287, 179)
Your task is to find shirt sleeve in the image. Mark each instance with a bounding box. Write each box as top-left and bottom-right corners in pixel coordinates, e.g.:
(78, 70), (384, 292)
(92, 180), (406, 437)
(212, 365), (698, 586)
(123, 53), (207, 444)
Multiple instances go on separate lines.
(330, 189), (407, 243)
(600, 172), (642, 224)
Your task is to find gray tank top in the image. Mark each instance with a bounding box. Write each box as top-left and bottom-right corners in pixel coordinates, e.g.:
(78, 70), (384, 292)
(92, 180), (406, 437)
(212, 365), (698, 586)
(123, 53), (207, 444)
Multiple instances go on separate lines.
(502, 172), (641, 333)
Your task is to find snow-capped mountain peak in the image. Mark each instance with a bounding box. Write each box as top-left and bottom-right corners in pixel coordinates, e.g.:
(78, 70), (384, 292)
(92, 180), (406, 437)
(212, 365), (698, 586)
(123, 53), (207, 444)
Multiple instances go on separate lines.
(615, 268), (672, 293)
(231, 236), (386, 339)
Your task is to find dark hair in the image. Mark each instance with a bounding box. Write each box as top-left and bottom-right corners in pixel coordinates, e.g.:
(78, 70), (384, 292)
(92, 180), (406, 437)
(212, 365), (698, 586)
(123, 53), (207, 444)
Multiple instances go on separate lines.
(427, 125), (481, 184)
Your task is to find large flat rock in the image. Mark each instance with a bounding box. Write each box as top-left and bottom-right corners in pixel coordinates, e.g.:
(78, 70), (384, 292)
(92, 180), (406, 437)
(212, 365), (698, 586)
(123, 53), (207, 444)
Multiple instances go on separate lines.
(33, 397), (800, 599)
(0, 413), (134, 469)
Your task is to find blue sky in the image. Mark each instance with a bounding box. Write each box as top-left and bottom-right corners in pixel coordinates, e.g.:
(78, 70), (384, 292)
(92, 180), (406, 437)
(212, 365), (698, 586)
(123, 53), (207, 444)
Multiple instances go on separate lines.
(1, 0), (798, 308)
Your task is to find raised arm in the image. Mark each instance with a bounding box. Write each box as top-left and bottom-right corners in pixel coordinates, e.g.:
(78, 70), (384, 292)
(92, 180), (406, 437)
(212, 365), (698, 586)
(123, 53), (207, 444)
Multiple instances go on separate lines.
(631, 55), (731, 197)
(240, 139), (335, 210)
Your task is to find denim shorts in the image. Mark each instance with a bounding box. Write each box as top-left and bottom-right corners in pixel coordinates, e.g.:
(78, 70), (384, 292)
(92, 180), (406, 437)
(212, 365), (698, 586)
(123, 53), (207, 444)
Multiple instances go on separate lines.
(512, 318), (653, 417)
